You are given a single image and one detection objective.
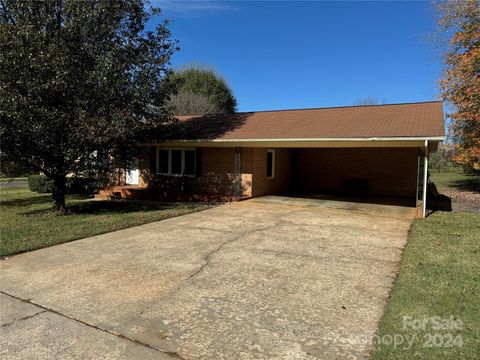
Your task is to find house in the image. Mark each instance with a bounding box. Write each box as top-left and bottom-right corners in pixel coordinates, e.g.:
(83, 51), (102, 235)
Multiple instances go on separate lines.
(99, 101), (444, 217)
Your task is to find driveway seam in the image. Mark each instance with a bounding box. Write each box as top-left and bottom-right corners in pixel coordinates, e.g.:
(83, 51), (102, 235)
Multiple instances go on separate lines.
(189, 226), (236, 234)
(0, 290), (186, 360)
(1, 309), (47, 327)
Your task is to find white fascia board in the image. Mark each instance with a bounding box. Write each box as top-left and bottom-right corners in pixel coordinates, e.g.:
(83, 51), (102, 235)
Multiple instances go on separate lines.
(170, 136), (445, 142)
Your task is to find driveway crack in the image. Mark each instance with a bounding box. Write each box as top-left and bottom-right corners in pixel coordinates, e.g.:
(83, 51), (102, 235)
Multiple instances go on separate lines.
(0, 290), (186, 360)
(185, 223), (284, 282)
(187, 235), (239, 281)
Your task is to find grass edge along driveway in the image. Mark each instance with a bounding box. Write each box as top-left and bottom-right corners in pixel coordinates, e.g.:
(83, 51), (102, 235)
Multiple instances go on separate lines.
(0, 185), (212, 257)
(371, 211), (480, 359)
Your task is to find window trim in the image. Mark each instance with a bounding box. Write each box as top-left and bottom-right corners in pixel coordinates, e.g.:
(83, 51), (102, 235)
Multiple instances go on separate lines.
(156, 147), (196, 177)
(266, 149), (275, 179)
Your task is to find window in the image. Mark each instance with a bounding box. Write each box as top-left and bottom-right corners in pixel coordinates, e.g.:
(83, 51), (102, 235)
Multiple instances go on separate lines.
(266, 149), (275, 178)
(158, 150), (169, 174)
(156, 148), (196, 176)
(184, 150), (196, 176)
(171, 150), (182, 174)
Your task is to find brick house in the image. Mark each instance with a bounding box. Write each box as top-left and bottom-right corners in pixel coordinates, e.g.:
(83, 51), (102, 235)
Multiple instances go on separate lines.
(100, 101), (444, 217)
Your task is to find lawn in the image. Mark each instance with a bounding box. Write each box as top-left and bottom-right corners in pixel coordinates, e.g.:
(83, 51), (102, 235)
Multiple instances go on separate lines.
(430, 170), (480, 193)
(0, 185), (212, 257)
(372, 211), (480, 359)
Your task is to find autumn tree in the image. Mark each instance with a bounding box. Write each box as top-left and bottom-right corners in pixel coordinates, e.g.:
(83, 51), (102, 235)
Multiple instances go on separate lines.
(437, 0), (480, 170)
(168, 67), (237, 115)
(0, 0), (177, 213)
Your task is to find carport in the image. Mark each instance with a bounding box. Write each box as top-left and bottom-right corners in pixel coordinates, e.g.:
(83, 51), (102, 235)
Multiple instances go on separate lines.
(288, 140), (440, 213)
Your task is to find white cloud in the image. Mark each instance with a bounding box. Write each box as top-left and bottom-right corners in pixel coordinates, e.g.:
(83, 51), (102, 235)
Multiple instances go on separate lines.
(155, 1), (238, 14)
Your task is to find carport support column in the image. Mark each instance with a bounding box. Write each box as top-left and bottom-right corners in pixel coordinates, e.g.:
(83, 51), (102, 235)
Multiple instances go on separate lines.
(422, 140), (428, 218)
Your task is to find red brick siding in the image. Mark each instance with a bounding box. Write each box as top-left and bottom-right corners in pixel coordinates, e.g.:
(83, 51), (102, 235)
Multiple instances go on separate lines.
(138, 147), (252, 196)
(138, 148), (150, 187)
(137, 146), (419, 199)
(251, 148), (292, 197)
(202, 148), (235, 173)
(295, 148), (420, 197)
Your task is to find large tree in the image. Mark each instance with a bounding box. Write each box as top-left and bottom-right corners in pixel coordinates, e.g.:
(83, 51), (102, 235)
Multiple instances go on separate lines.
(0, 0), (177, 213)
(168, 67), (237, 115)
(437, 0), (480, 170)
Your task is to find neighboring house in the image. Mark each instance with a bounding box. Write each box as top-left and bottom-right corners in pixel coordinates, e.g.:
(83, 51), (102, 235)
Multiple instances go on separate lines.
(99, 101), (444, 217)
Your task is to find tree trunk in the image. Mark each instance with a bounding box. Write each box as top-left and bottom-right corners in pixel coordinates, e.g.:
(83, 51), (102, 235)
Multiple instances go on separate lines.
(52, 175), (68, 214)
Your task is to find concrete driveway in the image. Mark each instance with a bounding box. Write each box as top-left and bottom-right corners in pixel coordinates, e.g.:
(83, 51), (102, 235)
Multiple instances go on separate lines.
(0, 196), (415, 360)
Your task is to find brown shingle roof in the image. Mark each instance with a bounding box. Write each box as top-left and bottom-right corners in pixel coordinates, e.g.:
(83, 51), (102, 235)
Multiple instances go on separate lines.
(171, 101), (444, 140)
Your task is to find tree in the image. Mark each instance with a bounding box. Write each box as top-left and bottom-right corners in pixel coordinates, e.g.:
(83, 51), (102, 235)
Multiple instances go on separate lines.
(437, 0), (480, 170)
(168, 67), (237, 115)
(428, 143), (456, 172)
(0, 0), (177, 213)
(0, 152), (33, 178)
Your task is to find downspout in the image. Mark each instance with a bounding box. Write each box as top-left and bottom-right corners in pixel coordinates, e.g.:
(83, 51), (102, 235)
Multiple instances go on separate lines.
(234, 147), (243, 199)
(422, 140), (429, 218)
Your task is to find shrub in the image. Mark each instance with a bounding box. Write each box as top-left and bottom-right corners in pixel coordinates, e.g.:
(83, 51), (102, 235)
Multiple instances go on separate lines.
(0, 152), (34, 178)
(28, 175), (106, 195)
(28, 175), (53, 193)
(67, 177), (107, 195)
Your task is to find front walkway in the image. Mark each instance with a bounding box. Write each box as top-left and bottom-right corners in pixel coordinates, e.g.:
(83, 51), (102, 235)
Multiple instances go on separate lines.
(0, 196), (416, 359)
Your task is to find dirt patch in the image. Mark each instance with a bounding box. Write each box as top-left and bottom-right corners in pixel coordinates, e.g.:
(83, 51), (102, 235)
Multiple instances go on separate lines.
(440, 189), (480, 212)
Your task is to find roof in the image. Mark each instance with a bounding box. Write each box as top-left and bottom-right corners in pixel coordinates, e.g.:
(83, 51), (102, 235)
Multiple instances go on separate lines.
(167, 101), (444, 141)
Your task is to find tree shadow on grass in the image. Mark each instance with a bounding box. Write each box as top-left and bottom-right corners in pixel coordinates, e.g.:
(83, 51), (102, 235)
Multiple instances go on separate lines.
(449, 175), (480, 193)
(69, 200), (184, 214)
(0, 194), (52, 207)
(1, 194), (93, 208)
(24, 199), (201, 216)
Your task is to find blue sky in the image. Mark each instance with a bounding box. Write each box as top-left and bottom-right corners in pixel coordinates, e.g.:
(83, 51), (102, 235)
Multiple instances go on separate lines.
(152, 1), (443, 112)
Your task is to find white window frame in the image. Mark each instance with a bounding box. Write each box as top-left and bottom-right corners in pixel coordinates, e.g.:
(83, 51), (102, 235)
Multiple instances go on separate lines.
(156, 147), (196, 177)
(266, 149), (275, 179)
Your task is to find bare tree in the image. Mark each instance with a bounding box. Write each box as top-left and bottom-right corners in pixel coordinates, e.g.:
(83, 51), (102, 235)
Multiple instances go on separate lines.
(168, 92), (221, 115)
(353, 97), (384, 106)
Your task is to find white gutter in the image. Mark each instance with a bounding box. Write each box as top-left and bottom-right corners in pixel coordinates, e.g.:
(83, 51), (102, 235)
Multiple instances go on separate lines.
(170, 136), (445, 142)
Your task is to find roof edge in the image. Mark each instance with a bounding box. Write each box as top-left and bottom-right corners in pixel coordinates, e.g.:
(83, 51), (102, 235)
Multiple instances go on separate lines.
(175, 100), (443, 117)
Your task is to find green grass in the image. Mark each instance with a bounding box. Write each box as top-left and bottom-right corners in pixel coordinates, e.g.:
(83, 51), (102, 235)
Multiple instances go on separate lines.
(0, 177), (27, 182)
(0, 185), (211, 257)
(430, 170), (480, 192)
(372, 212), (480, 359)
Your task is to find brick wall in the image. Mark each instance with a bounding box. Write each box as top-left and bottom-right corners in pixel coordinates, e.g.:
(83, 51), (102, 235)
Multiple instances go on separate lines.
(138, 147), (253, 197)
(250, 148), (292, 197)
(294, 148), (420, 197)
(138, 148), (150, 187)
(137, 146), (420, 199)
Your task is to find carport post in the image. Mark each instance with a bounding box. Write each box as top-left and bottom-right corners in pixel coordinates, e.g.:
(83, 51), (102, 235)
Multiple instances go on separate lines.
(422, 140), (428, 218)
